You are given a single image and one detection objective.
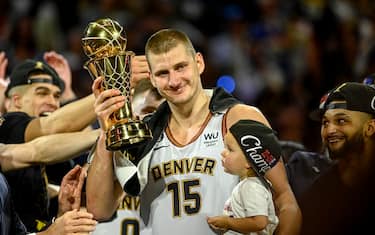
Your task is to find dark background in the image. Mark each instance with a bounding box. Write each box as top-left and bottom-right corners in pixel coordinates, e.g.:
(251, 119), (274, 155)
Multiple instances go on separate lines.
(1, 0), (375, 151)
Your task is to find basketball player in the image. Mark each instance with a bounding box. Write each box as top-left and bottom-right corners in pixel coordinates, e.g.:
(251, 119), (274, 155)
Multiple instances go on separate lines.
(86, 29), (301, 235)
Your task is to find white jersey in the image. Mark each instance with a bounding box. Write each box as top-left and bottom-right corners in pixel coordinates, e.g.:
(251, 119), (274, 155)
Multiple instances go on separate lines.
(141, 111), (239, 235)
(92, 195), (146, 235)
(223, 177), (278, 235)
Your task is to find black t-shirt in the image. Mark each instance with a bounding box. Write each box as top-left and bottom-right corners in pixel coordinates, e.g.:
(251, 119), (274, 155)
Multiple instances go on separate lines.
(0, 112), (50, 232)
(0, 112), (31, 144)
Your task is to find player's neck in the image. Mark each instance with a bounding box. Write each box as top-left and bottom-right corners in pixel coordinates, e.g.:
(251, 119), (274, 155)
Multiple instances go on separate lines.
(167, 93), (211, 145)
(169, 91), (210, 128)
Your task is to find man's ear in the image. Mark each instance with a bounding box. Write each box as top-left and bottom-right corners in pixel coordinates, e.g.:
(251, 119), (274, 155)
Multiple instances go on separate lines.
(365, 119), (375, 137)
(195, 52), (205, 75)
(11, 94), (22, 109)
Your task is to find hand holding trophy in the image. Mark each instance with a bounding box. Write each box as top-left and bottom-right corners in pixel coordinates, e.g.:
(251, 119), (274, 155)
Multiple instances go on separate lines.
(82, 18), (152, 151)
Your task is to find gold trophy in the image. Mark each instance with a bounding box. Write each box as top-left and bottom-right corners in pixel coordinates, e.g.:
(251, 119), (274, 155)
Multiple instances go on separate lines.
(82, 18), (152, 151)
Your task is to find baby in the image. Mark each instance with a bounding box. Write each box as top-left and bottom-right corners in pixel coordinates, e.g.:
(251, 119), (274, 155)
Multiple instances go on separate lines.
(207, 119), (280, 235)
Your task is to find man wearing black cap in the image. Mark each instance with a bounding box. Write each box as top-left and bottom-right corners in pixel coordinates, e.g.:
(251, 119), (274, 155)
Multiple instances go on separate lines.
(1, 59), (96, 142)
(0, 59), (97, 232)
(299, 82), (375, 235)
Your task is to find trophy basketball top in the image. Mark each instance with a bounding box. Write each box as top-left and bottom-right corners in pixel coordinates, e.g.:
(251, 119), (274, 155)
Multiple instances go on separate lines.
(82, 18), (127, 59)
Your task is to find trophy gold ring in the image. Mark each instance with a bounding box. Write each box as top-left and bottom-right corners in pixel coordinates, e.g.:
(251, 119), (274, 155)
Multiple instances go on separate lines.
(82, 18), (152, 151)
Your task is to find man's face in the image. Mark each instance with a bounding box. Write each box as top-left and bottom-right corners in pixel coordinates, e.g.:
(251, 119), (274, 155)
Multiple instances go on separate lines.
(19, 74), (61, 117)
(321, 107), (368, 159)
(148, 44), (204, 106)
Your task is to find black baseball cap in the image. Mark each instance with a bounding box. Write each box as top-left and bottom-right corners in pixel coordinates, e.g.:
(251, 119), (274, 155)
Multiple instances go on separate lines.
(322, 82), (375, 115)
(309, 91), (331, 121)
(5, 59), (65, 97)
(229, 119), (281, 175)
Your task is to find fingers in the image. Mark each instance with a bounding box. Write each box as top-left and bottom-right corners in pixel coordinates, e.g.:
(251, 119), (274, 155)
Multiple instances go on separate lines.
(94, 94), (125, 129)
(132, 55), (148, 73)
(78, 166), (87, 182)
(92, 77), (103, 98)
(62, 165), (82, 182)
(93, 54), (151, 92)
(94, 82), (125, 119)
(71, 166), (87, 210)
(0, 51), (8, 79)
(44, 51), (67, 64)
(131, 55), (150, 87)
(67, 209), (94, 219)
(57, 210), (97, 234)
(43, 50), (55, 61)
(60, 165), (81, 205)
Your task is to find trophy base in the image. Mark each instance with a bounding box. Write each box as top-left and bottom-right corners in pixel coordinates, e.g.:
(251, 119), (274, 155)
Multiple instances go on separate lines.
(106, 120), (152, 151)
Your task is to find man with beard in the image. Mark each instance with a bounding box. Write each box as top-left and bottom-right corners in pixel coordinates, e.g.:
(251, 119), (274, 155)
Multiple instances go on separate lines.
(299, 82), (375, 235)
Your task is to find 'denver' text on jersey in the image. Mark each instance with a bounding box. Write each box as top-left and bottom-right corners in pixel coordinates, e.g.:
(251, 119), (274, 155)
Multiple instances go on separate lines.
(151, 157), (217, 181)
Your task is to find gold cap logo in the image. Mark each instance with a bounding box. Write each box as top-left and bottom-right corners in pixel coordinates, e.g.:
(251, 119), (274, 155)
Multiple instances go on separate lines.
(34, 61), (44, 70)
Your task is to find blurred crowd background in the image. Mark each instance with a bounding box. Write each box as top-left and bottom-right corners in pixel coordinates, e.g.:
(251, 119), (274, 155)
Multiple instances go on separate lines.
(1, 0), (375, 152)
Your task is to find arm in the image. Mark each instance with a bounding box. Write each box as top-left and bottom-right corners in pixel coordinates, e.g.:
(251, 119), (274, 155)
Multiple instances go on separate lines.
(25, 94), (96, 141)
(86, 77), (125, 220)
(85, 53), (149, 220)
(24, 53), (145, 141)
(207, 215), (268, 234)
(266, 160), (302, 235)
(86, 131), (125, 220)
(0, 130), (99, 172)
(226, 104), (302, 235)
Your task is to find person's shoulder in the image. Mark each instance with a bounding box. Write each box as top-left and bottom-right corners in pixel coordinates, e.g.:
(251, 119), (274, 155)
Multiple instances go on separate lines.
(226, 104), (269, 127)
(286, 150), (332, 174)
(209, 87), (242, 112)
(287, 150), (329, 164)
(230, 103), (262, 114)
(3, 111), (31, 119)
(1, 112), (34, 130)
(0, 112), (34, 143)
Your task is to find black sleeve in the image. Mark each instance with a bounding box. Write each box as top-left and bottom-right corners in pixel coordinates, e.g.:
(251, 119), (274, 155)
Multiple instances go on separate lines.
(0, 112), (33, 144)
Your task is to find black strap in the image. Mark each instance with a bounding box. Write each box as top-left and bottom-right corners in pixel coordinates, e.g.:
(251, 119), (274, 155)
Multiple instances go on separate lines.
(27, 77), (54, 84)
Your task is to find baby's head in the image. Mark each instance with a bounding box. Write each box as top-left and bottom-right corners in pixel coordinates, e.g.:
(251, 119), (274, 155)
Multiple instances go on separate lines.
(222, 120), (281, 178)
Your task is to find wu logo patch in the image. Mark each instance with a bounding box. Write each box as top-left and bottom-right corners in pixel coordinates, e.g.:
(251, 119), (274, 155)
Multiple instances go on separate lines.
(203, 131), (219, 147)
(204, 132), (219, 140)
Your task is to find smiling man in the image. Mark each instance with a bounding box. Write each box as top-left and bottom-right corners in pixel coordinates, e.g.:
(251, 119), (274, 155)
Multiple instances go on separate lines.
(86, 28), (301, 235)
(320, 82), (375, 162)
(299, 82), (375, 235)
(5, 60), (65, 117)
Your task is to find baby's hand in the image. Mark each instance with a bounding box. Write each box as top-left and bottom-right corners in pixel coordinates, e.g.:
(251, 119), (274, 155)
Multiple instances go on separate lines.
(207, 216), (229, 233)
